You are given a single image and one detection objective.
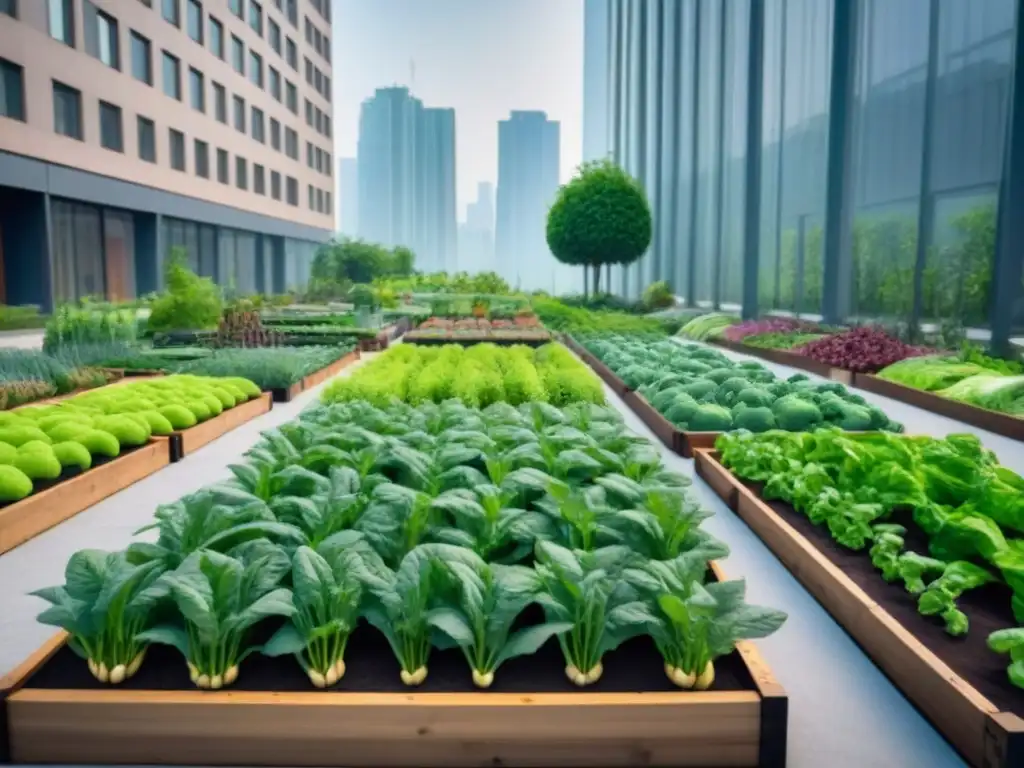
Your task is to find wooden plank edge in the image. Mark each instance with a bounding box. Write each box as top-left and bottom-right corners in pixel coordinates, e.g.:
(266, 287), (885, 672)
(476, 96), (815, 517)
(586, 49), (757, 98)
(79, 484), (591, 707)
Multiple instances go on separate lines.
(852, 374), (1024, 443)
(695, 450), (1012, 768)
(0, 632), (68, 764)
(0, 441), (169, 556)
(177, 392), (273, 457)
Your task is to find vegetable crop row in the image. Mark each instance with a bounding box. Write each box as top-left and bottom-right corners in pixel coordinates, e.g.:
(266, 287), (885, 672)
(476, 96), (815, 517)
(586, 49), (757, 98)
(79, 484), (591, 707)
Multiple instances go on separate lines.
(322, 343), (605, 409)
(581, 334), (902, 433)
(716, 428), (1024, 689)
(878, 354), (1024, 417)
(33, 399), (786, 692)
(0, 375), (261, 501)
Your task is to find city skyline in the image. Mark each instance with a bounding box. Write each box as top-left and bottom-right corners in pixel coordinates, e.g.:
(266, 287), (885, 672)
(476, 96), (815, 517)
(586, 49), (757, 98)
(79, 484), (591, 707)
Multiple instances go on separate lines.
(331, 0), (583, 217)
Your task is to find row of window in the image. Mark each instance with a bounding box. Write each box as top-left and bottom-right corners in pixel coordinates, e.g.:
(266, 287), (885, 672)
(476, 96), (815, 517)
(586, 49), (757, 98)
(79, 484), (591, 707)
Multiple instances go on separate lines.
(308, 0), (330, 25)
(304, 97), (331, 140)
(303, 14), (329, 64)
(303, 55), (330, 102)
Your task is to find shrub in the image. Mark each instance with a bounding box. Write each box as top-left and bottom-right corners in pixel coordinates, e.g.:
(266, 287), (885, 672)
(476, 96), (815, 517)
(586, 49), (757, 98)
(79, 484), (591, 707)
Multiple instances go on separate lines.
(147, 248), (223, 332)
(642, 281), (675, 310)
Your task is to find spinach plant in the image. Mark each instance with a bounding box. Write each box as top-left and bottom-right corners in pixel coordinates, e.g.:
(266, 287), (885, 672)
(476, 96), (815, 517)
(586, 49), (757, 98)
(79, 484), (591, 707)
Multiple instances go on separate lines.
(32, 550), (164, 684)
(138, 541), (295, 689)
(625, 554), (788, 688)
(533, 541), (647, 685)
(427, 547), (571, 687)
(262, 537), (366, 687)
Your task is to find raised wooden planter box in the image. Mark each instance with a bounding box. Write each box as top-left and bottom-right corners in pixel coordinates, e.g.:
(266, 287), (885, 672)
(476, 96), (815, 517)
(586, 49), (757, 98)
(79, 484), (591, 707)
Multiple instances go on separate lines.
(693, 449), (1024, 768)
(709, 339), (852, 384)
(0, 562), (788, 768)
(562, 336), (632, 397)
(155, 392), (273, 462)
(853, 373), (1024, 442)
(270, 349), (361, 402)
(0, 441), (169, 556)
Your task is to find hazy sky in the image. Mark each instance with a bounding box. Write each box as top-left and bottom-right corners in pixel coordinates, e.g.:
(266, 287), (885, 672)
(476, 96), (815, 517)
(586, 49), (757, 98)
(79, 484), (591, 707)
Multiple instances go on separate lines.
(331, 0), (584, 221)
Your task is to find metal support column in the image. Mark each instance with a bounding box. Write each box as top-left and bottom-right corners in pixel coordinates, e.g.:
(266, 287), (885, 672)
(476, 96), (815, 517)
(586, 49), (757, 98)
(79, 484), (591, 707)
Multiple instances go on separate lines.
(685, 0), (703, 307)
(712, 3), (728, 308)
(990, 0), (1024, 354)
(41, 193), (56, 313)
(820, 0), (858, 325)
(741, 0), (765, 319)
(910, 0), (941, 340)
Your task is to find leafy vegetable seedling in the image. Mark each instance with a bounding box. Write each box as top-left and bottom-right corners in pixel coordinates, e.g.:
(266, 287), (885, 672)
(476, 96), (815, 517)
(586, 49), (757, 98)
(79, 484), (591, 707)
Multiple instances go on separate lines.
(987, 627), (1024, 689)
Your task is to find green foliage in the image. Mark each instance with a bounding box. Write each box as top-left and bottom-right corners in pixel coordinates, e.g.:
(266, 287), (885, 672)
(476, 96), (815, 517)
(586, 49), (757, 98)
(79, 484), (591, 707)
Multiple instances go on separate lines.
(642, 281), (675, 310)
(677, 313), (739, 341)
(44, 306), (139, 352)
(716, 427), (1024, 688)
(0, 304), (48, 331)
(147, 249), (224, 332)
(375, 271), (511, 296)
(533, 297), (668, 335)
(307, 238), (416, 300)
(547, 159), (653, 293)
(322, 342), (604, 409)
(176, 345), (357, 389)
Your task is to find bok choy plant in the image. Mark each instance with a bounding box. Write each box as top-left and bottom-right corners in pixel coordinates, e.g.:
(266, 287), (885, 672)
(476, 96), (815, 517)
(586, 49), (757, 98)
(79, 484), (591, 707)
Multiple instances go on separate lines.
(427, 547), (571, 687)
(32, 550), (165, 684)
(533, 541), (647, 686)
(624, 554), (787, 689)
(262, 535), (367, 687)
(137, 540), (295, 689)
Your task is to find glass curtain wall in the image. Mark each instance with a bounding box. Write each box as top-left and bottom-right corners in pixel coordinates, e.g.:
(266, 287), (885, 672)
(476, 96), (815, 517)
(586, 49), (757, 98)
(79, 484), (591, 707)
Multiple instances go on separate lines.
(51, 199), (106, 302)
(102, 210), (136, 301)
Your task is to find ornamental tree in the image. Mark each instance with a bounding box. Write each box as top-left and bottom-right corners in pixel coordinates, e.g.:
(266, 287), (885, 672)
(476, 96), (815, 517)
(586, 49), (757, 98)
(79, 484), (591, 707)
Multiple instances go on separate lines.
(546, 159), (652, 297)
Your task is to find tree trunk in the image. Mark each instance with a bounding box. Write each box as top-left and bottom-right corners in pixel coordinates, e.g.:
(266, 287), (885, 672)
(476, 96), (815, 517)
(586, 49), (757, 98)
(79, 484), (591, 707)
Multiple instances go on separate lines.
(592, 262), (601, 296)
(582, 264), (589, 299)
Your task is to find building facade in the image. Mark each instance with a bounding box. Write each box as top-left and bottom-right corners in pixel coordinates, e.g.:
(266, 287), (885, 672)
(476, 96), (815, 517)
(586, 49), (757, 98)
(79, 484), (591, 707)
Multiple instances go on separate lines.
(458, 180), (494, 273)
(356, 86), (456, 272)
(337, 156), (357, 236)
(0, 0), (335, 306)
(582, 0), (609, 163)
(599, 0), (1024, 347)
(495, 110), (569, 293)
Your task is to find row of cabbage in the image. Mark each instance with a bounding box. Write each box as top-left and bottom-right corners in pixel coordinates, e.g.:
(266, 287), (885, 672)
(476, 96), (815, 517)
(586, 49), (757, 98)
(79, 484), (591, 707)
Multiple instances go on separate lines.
(33, 399), (786, 691)
(580, 334), (902, 433)
(0, 375), (262, 501)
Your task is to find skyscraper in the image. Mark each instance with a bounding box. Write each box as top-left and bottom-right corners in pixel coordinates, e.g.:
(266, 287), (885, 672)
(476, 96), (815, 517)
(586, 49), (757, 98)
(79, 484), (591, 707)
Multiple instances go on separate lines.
(338, 158), (359, 237)
(458, 182), (495, 273)
(495, 111), (562, 292)
(583, 0), (611, 162)
(356, 87), (456, 272)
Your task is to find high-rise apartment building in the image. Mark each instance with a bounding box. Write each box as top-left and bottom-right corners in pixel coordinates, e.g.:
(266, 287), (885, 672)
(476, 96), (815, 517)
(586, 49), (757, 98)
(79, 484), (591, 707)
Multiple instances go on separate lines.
(495, 110), (566, 292)
(338, 156), (358, 236)
(457, 181), (494, 273)
(582, 0), (609, 163)
(356, 86), (456, 272)
(0, 0), (335, 305)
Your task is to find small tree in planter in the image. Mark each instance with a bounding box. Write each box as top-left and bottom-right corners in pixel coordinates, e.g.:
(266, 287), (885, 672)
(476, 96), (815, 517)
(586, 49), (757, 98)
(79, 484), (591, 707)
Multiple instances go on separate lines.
(546, 159), (652, 297)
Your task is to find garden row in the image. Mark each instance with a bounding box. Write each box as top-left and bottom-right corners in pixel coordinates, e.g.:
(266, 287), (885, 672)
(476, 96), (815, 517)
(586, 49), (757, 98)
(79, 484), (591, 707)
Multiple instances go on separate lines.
(0, 341), (791, 768)
(678, 313), (1024, 442)
(563, 330), (1024, 768)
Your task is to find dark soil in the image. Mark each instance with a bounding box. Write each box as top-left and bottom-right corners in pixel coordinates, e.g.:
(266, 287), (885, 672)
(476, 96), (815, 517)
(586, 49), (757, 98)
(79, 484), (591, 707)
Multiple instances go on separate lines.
(743, 480), (1024, 718)
(25, 610), (753, 695)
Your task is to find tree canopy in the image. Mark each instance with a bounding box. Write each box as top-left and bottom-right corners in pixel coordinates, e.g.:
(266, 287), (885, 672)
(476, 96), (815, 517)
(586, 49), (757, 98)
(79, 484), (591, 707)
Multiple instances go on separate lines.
(546, 159), (652, 294)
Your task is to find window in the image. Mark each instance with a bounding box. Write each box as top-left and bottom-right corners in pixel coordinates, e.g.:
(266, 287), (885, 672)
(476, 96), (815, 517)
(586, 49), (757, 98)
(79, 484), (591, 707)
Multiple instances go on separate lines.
(137, 116), (156, 162)
(48, 0), (75, 46)
(248, 0), (262, 35)
(212, 81), (226, 122)
(270, 117), (281, 149)
(84, 2), (119, 70)
(52, 81), (82, 140)
(286, 175), (298, 205)
(235, 156), (247, 189)
(314, 68), (322, 94)
(162, 0), (179, 26)
(130, 32), (152, 84)
(251, 106), (265, 142)
(286, 38), (297, 69)
(304, 57), (312, 85)
(98, 101), (122, 151)
(248, 51), (262, 87)
(285, 0), (296, 27)
(307, 184), (314, 210)
(271, 170), (281, 200)
(231, 35), (244, 74)
(217, 147), (229, 183)
(269, 19), (281, 54)
(305, 99), (312, 126)
(306, 141), (313, 168)
(269, 67), (281, 101)
(317, 188), (324, 213)
(186, 0), (202, 43)
(324, 114), (331, 138)
(284, 127), (297, 159)
(229, 0), (242, 19)
(208, 16), (223, 58)
(169, 129), (186, 171)
(325, 191), (332, 213)
(254, 164), (265, 195)
(0, 59), (25, 121)
(195, 139), (209, 178)
(323, 75), (330, 102)
(162, 52), (181, 100)
(233, 95), (245, 132)
(304, 16), (311, 43)
(189, 68), (204, 112)
(285, 81), (297, 113)
(0, 0), (15, 18)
